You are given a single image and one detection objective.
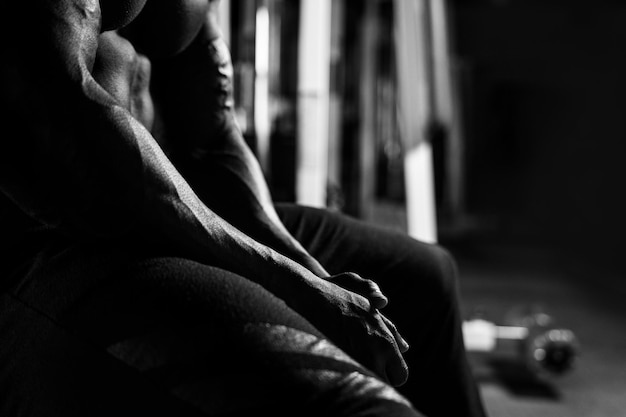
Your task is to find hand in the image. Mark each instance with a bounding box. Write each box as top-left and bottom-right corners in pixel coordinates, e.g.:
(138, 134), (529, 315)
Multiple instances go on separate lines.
(298, 275), (410, 386)
(327, 272), (389, 309)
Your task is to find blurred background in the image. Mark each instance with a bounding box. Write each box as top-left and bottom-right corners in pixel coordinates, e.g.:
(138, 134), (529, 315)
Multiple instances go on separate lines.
(217, 1), (626, 415)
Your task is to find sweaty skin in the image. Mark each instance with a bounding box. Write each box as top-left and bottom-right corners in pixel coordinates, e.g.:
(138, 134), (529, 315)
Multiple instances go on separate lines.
(119, 0), (210, 57)
(99, 0), (147, 31)
(0, 0), (409, 386)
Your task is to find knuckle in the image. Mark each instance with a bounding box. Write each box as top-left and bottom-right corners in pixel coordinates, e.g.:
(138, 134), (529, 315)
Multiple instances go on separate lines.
(367, 279), (380, 290)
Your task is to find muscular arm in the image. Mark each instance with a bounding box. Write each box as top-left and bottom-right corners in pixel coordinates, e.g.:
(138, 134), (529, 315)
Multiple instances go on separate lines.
(136, 9), (329, 277)
(2, 1), (304, 295)
(0, 0), (407, 385)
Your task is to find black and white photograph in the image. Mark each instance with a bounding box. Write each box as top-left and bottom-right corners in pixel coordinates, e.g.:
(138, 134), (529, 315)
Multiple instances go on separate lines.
(1, 1), (625, 416)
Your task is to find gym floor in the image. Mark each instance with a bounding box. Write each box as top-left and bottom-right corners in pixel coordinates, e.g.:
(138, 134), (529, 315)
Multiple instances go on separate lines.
(449, 241), (626, 417)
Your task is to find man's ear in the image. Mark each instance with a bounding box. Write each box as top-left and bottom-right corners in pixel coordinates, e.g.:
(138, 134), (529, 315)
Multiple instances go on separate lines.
(100, 0), (148, 32)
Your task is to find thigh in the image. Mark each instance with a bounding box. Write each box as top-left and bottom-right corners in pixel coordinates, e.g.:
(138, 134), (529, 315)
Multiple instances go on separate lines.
(276, 204), (486, 417)
(275, 204), (459, 313)
(4, 241), (420, 417)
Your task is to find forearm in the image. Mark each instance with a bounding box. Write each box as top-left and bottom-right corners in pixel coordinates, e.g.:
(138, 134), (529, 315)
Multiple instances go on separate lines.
(173, 117), (329, 277)
(151, 24), (328, 277)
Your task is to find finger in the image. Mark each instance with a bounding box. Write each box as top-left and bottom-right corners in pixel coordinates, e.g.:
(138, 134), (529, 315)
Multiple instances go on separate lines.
(342, 306), (408, 387)
(374, 314), (409, 386)
(330, 273), (388, 308)
(386, 353), (409, 387)
(381, 314), (410, 353)
(367, 281), (388, 309)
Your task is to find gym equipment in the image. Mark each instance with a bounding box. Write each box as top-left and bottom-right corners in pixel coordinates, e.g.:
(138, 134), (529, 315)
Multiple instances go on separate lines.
(463, 306), (579, 379)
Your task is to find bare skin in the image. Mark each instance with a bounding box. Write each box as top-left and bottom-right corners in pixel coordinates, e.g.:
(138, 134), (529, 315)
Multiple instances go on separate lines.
(0, 0), (409, 386)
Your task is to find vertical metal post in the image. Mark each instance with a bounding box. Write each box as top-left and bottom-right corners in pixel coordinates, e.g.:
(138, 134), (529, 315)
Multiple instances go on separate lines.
(296, 0), (332, 207)
(394, 0), (438, 243)
(430, 0), (465, 222)
(254, 0), (271, 173)
(358, 0), (379, 220)
(327, 0), (345, 209)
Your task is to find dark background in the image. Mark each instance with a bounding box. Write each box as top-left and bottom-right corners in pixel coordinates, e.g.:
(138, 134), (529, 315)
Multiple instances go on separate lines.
(448, 0), (626, 280)
(446, 0), (626, 278)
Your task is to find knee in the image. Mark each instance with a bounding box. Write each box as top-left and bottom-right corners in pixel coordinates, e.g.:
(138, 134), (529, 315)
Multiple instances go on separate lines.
(406, 243), (460, 308)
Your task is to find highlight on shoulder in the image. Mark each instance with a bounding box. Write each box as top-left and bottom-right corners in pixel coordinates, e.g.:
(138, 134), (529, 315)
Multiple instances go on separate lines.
(118, 0), (210, 58)
(100, 0), (148, 31)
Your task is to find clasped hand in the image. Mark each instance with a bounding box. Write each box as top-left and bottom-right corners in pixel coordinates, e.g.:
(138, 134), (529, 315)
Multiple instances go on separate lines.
(304, 272), (410, 387)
